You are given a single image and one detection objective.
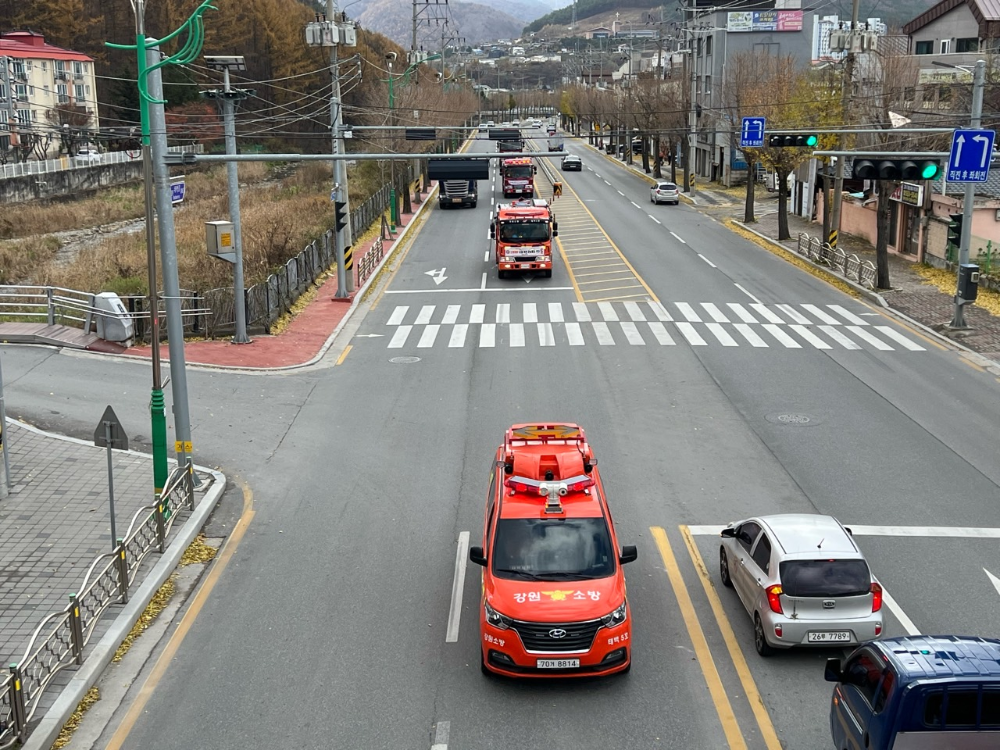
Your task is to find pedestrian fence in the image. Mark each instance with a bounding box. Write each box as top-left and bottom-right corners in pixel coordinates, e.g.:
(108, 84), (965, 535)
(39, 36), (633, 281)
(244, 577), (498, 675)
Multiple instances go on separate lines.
(0, 145), (203, 180)
(795, 233), (877, 290)
(358, 235), (386, 286)
(0, 461), (195, 749)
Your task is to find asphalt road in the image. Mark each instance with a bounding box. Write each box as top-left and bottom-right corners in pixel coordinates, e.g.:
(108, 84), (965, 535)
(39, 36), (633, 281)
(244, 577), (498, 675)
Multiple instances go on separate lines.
(3, 133), (1000, 750)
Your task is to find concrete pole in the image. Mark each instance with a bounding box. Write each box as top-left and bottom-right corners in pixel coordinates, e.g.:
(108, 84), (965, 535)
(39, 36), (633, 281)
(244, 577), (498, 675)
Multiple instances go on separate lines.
(829, 0), (860, 249)
(222, 67), (251, 343)
(147, 51), (196, 477)
(950, 58), (986, 329)
(329, 0), (353, 298)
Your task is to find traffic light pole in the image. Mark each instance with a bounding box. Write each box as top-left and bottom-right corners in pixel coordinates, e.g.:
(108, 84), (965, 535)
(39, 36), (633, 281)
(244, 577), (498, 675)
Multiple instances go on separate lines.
(950, 58), (986, 329)
(829, 0), (861, 250)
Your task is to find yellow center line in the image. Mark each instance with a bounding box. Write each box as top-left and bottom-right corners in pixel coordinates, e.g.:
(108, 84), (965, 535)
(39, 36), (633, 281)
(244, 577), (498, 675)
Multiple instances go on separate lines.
(679, 525), (784, 750)
(335, 344), (352, 365)
(651, 527), (748, 750)
(587, 293), (651, 302)
(555, 235), (583, 301)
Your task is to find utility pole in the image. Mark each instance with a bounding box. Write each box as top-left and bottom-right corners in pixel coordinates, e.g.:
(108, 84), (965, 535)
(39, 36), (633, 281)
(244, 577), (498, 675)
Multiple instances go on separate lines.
(829, 0), (860, 249)
(202, 56), (252, 343)
(328, 0), (353, 295)
(950, 58), (986, 329)
(685, 0), (698, 193)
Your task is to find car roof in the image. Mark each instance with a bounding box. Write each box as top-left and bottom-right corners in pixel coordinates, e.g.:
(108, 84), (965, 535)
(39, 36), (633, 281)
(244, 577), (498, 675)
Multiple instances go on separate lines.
(755, 514), (860, 557)
(873, 636), (1000, 680)
(656, 182), (675, 187)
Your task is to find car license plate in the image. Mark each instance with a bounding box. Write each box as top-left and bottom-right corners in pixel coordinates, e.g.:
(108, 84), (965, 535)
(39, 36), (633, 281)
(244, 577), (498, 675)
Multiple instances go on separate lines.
(520, 263), (531, 268)
(808, 631), (851, 643)
(451, 198), (462, 203)
(537, 659), (579, 669)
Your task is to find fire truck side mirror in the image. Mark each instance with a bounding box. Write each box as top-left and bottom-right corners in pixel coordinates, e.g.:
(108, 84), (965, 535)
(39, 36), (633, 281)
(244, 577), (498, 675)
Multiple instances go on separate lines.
(489, 222), (496, 239)
(552, 222), (558, 237)
(533, 165), (537, 174)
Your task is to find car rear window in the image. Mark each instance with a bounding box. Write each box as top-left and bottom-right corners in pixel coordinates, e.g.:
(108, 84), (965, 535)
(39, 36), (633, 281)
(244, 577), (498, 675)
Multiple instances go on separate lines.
(778, 559), (871, 597)
(658, 183), (676, 190)
(492, 517), (615, 581)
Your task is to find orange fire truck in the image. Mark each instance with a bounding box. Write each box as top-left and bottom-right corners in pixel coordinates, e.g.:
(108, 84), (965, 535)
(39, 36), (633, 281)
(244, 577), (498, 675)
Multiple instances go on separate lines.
(490, 199), (558, 279)
(500, 157), (536, 198)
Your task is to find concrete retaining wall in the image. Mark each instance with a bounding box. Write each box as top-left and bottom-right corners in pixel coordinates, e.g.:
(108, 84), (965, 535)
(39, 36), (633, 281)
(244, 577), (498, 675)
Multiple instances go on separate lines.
(0, 161), (145, 204)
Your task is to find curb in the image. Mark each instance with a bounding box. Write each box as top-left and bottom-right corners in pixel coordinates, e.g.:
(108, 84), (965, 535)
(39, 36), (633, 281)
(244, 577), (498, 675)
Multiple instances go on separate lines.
(15, 424), (227, 750)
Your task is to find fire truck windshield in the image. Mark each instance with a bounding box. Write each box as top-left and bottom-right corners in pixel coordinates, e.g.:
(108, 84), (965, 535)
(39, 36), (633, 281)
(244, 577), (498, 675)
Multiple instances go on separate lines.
(505, 166), (533, 178)
(499, 221), (550, 242)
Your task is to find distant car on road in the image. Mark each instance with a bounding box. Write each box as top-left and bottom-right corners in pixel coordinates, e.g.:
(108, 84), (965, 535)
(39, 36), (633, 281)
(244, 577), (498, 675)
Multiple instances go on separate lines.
(650, 181), (679, 205)
(561, 154), (582, 171)
(719, 514), (885, 656)
(75, 147), (102, 164)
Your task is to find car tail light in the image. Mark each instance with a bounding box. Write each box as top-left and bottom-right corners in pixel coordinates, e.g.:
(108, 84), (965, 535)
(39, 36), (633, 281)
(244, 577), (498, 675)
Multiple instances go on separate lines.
(765, 585), (783, 614)
(871, 582), (883, 612)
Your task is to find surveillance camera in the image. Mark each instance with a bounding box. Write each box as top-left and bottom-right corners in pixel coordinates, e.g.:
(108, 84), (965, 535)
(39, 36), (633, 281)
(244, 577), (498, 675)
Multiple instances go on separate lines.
(385, 52), (397, 62)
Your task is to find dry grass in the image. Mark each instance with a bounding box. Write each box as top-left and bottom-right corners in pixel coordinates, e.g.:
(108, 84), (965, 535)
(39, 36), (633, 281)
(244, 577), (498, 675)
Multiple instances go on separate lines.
(0, 235), (61, 285)
(179, 533), (219, 565)
(112, 574), (176, 663)
(914, 264), (1000, 316)
(52, 686), (100, 749)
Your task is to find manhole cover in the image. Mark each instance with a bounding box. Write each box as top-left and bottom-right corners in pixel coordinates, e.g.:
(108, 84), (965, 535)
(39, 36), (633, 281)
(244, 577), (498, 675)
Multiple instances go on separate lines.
(765, 412), (822, 426)
(388, 356), (421, 364)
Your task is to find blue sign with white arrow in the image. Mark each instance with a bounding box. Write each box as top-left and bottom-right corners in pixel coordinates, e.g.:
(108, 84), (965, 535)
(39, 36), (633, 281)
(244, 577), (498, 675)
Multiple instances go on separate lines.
(170, 179), (186, 204)
(948, 128), (995, 182)
(740, 116), (765, 149)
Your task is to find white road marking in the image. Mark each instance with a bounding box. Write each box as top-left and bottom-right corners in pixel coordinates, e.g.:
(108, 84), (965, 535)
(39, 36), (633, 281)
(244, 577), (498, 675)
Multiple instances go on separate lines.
(624, 301), (647, 321)
(734, 324), (768, 347)
(734, 284), (762, 304)
(470, 303), (485, 324)
(484, 250), (490, 262)
(706, 323), (738, 346)
(750, 304), (786, 324)
(592, 321), (615, 345)
(480, 272), (487, 290)
(620, 321), (645, 345)
(648, 301), (673, 321)
(670, 231), (687, 244)
(384, 287), (575, 294)
(875, 326), (925, 351)
(648, 321), (675, 345)
(523, 302), (538, 323)
(548, 302), (564, 322)
(881, 587), (920, 636)
(448, 324), (468, 347)
(649, 215), (662, 224)
(445, 534), (469, 643)
(598, 301), (619, 321)
(701, 303), (730, 323)
(415, 305), (435, 325)
(986, 569), (1000, 597)
(509, 322), (525, 347)
(675, 302), (702, 322)
(630, 201), (641, 209)
(763, 324), (801, 348)
(573, 302), (592, 322)
(431, 720), (451, 750)
(566, 321), (585, 345)
(388, 325), (412, 348)
(777, 304), (812, 325)
(538, 322), (555, 346)
(675, 322), (707, 345)
(479, 323), (496, 347)
(616, 189), (624, 195)
(801, 303), (841, 325)
(698, 254), (717, 268)
(790, 324), (831, 349)
(819, 325), (861, 349)
(417, 325), (440, 348)
(830, 304), (869, 325)
(847, 326), (893, 350)
(727, 303), (759, 324)
(387, 306), (409, 325)
(496, 303), (510, 323)
(442, 305), (460, 325)
(605, 180), (612, 185)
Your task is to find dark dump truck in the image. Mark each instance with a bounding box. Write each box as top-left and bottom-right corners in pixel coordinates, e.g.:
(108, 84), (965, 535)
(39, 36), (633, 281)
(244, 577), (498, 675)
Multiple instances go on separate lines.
(438, 179), (478, 208)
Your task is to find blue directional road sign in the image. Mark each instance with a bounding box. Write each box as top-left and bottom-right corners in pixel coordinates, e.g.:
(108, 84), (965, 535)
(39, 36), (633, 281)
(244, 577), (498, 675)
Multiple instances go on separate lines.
(170, 179), (186, 204)
(740, 117), (766, 149)
(948, 128), (995, 183)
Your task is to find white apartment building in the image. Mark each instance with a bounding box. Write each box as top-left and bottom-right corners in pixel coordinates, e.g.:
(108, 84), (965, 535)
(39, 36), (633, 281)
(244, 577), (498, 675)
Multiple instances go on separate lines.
(0, 31), (100, 157)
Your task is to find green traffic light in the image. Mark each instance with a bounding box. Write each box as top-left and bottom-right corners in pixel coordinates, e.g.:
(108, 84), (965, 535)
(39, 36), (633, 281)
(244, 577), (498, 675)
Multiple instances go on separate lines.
(805, 135), (818, 147)
(921, 162), (940, 179)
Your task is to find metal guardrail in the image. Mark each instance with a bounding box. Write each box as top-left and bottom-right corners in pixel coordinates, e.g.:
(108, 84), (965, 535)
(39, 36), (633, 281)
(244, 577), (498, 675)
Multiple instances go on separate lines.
(796, 233), (877, 290)
(0, 462), (195, 749)
(0, 145), (203, 180)
(358, 235), (386, 286)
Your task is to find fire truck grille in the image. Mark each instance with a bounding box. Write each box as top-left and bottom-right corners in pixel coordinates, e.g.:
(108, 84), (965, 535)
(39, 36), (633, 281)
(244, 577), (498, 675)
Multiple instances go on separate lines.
(511, 619), (602, 653)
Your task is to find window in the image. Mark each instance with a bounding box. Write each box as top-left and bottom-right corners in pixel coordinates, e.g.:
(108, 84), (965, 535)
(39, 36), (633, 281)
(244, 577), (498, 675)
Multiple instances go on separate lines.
(704, 75), (712, 94)
(41, 61), (47, 71)
(736, 522), (761, 555)
(0, 83), (5, 101)
(14, 109), (30, 127)
(957, 38), (979, 52)
(73, 61), (83, 76)
(778, 559), (871, 597)
(12, 60), (25, 78)
(491, 517), (615, 580)
(705, 36), (713, 55)
(873, 668), (895, 713)
(983, 690), (1000, 727)
(751, 534), (771, 574)
(75, 84), (85, 101)
(925, 689), (981, 728)
(940, 39), (951, 54)
(844, 651), (883, 705)
(915, 40), (933, 54)
(498, 220), (549, 242)
(938, 85), (953, 105)
(14, 84), (27, 101)
(57, 83), (68, 104)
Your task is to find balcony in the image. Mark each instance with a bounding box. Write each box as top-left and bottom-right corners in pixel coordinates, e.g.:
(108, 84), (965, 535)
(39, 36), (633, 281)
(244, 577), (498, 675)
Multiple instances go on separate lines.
(55, 71), (69, 81)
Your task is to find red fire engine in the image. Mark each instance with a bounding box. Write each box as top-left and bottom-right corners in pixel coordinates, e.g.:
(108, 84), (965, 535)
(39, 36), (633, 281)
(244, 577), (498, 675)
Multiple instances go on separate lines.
(490, 199), (558, 279)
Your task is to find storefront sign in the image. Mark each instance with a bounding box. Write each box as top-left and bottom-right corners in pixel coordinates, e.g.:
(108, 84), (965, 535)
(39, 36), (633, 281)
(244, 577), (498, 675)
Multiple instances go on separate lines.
(890, 182), (924, 206)
(727, 10), (804, 32)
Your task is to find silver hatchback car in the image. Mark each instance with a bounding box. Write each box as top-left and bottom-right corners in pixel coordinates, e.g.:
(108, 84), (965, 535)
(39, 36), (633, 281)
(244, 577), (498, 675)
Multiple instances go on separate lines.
(719, 514), (884, 656)
(650, 181), (679, 205)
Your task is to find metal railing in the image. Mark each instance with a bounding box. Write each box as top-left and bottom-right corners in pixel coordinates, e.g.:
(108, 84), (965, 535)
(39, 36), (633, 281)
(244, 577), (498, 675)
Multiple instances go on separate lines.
(796, 233), (877, 290)
(0, 462), (195, 749)
(0, 144), (203, 180)
(358, 235), (386, 286)
(0, 286), (101, 329)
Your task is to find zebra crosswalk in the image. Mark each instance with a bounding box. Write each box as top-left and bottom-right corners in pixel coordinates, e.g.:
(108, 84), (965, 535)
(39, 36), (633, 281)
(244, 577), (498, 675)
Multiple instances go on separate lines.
(376, 300), (927, 352)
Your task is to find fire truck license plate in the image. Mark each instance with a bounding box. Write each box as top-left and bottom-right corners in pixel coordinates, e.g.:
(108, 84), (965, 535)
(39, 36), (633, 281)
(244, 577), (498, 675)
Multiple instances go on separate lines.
(537, 659), (579, 669)
(520, 263), (532, 268)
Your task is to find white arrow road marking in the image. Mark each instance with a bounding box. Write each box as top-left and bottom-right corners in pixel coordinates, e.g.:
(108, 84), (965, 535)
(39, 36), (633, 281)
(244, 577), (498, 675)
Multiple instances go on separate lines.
(974, 134), (991, 167)
(881, 587), (920, 636)
(425, 268), (448, 285)
(986, 568), (1000, 597)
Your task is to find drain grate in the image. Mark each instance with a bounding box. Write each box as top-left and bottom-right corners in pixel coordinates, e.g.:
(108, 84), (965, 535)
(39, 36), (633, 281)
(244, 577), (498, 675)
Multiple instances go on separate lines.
(388, 356), (421, 364)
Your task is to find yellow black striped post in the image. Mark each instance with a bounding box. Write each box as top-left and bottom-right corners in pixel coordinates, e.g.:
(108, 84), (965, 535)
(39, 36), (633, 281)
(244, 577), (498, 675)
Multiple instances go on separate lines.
(344, 244), (355, 292)
(828, 229), (838, 249)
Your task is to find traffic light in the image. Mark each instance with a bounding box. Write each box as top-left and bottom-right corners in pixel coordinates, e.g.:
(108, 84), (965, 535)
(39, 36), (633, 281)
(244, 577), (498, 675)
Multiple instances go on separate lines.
(851, 159), (943, 180)
(767, 134), (818, 148)
(947, 213), (963, 247)
(335, 200), (348, 233)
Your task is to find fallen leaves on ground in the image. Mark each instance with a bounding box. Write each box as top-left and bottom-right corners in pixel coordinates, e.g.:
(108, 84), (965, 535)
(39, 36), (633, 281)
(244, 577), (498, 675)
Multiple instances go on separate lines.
(180, 534), (219, 566)
(913, 264), (1000, 317)
(53, 686), (100, 749)
(112, 574), (176, 663)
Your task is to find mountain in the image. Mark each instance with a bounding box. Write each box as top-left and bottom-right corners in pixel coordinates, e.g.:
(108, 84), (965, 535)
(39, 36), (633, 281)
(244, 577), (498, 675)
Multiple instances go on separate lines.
(357, 0), (525, 45)
(453, 0), (553, 24)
